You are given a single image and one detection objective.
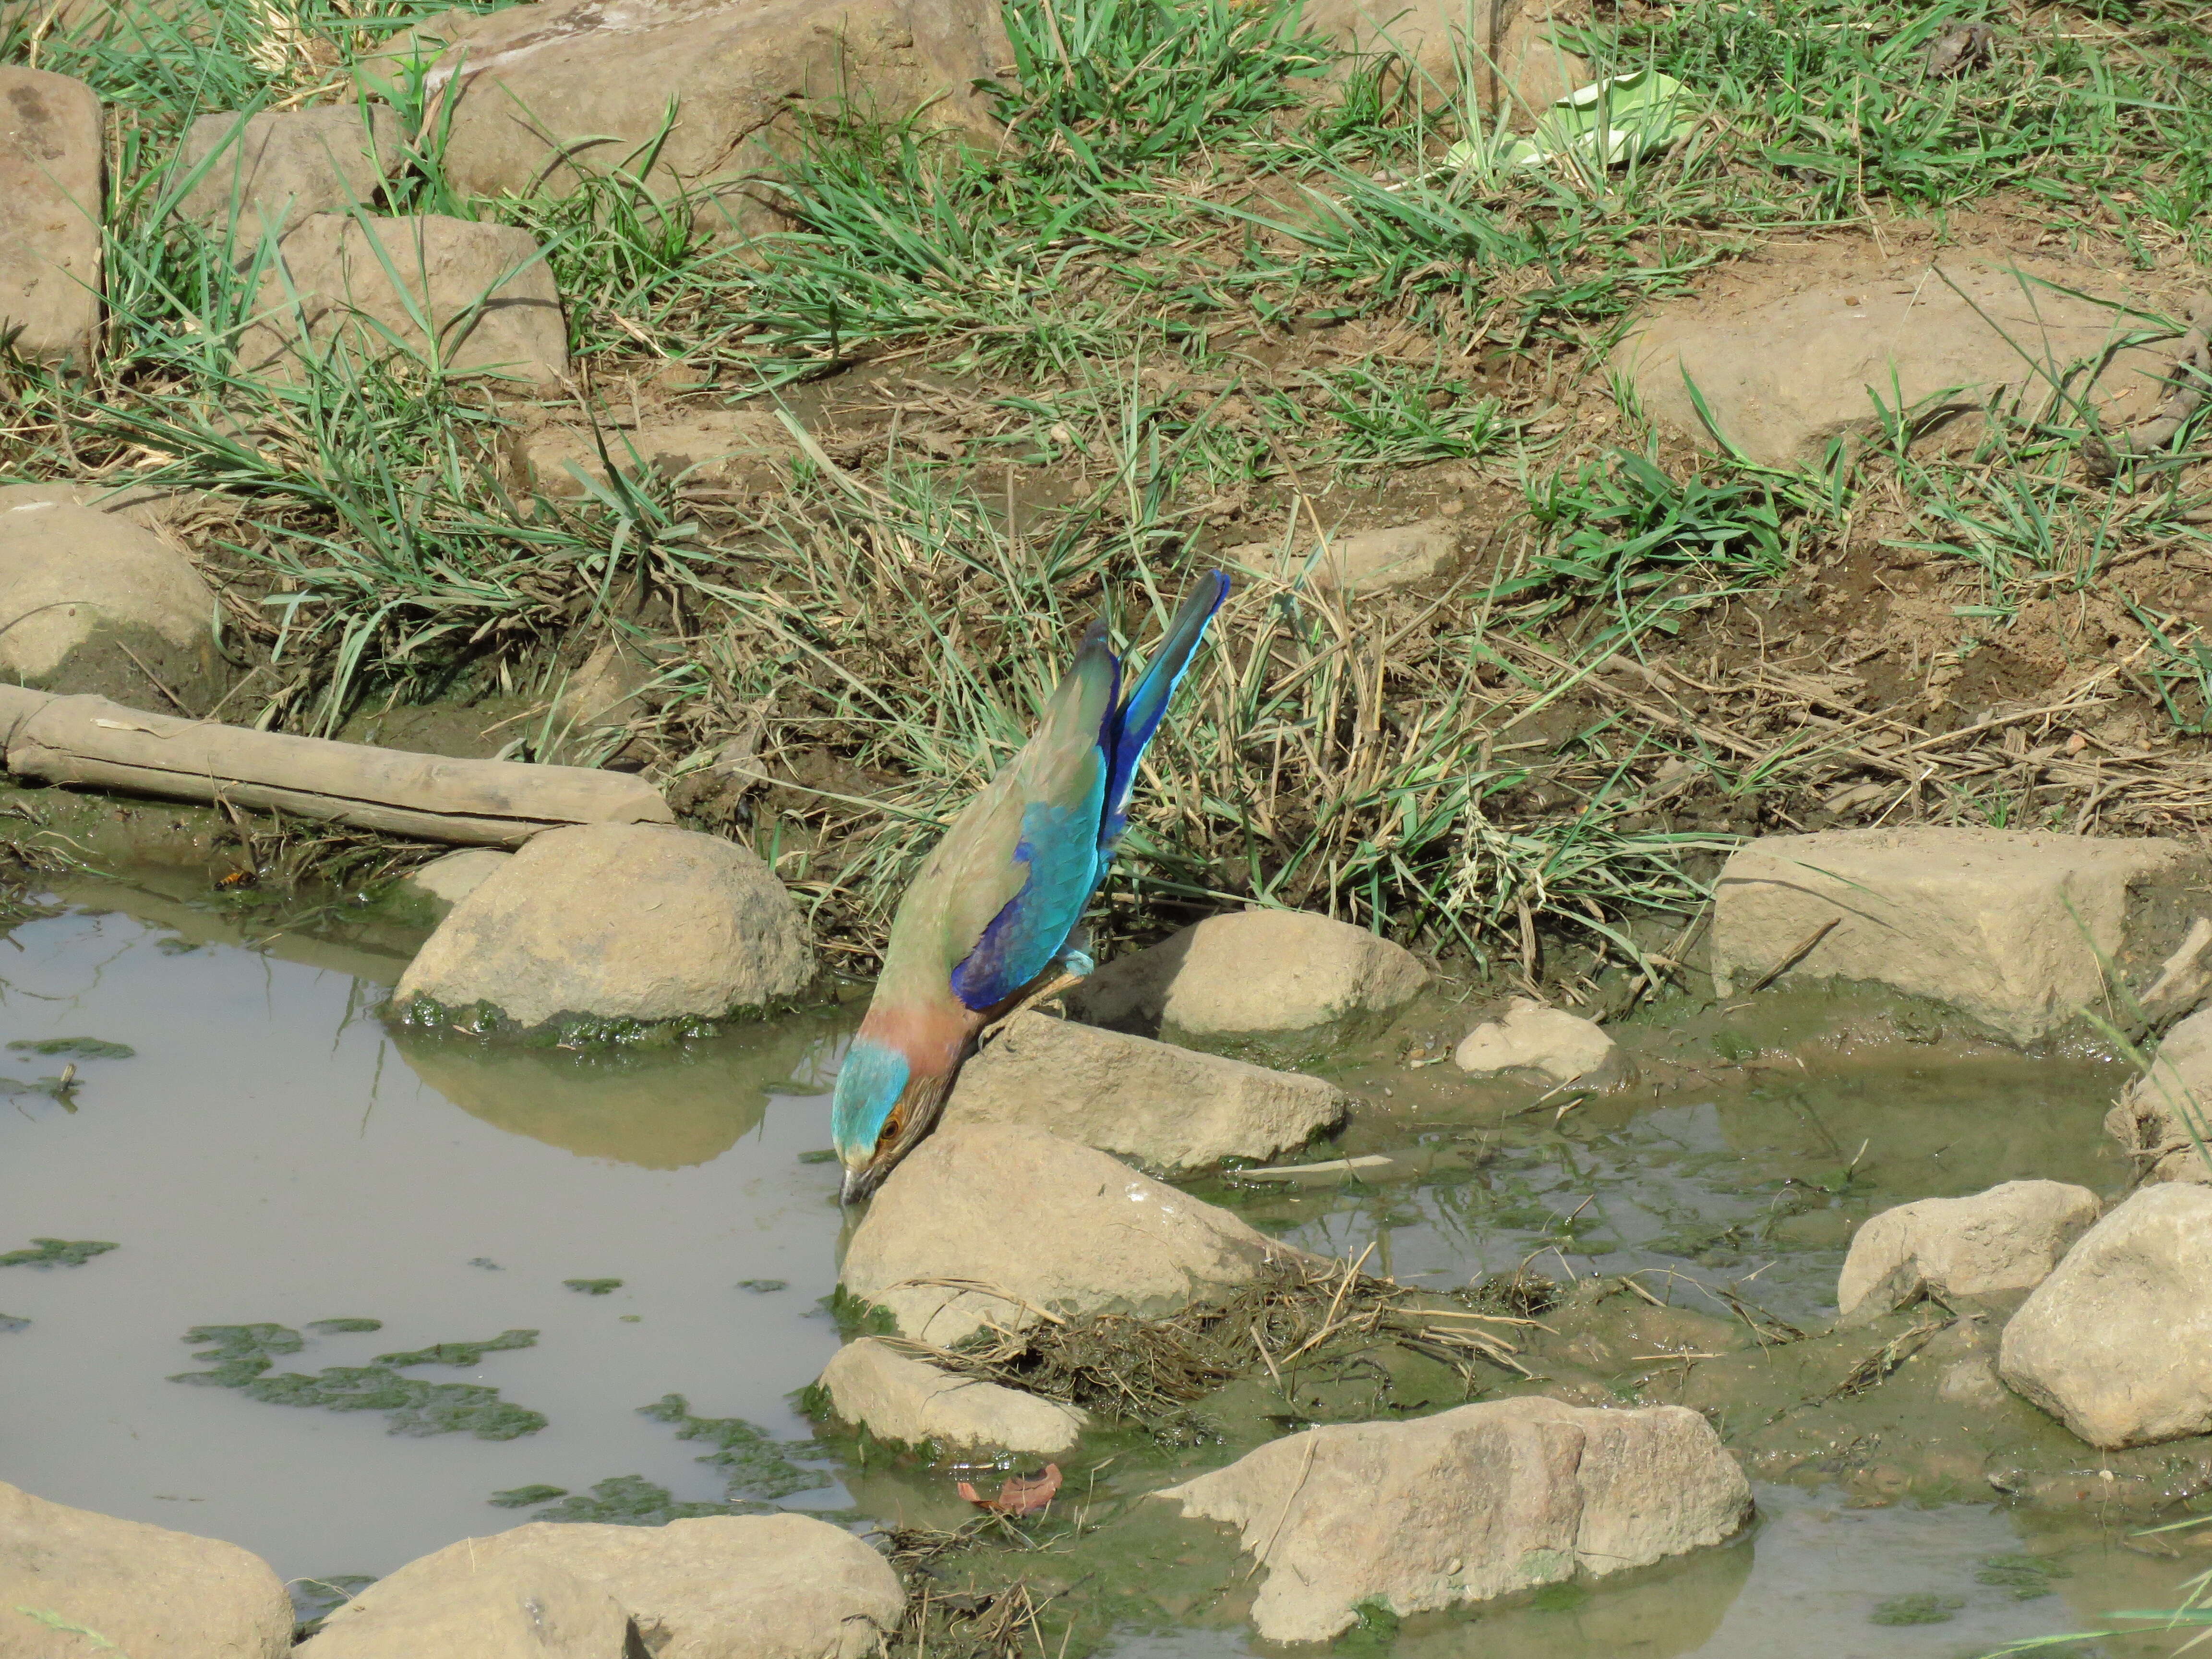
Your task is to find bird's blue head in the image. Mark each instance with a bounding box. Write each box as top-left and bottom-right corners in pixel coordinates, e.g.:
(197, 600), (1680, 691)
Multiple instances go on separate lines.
(830, 1036), (944, 1204)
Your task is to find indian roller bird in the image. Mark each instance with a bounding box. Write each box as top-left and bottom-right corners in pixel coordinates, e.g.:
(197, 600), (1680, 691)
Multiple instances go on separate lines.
(830, 572), (1229, 1202)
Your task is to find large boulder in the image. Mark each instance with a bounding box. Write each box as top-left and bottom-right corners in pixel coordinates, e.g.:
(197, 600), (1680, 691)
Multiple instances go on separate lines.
(298, 1557), (631, 1659)
(176, 104), (404, 242)
(938, 1011), (1350, 1175)
(1453, 996), (1620, 1086)
(0, 494), (228, 709)
(1225, 518), (1461, 595)
(357, 0), (1008, 221)
(0, 69), (102, 367)
(237, 213), (566, 385)
(818, 1336), (1088, 1456)
(1710, 827), (2205, 1043)
(394, 823), (813, 1032)
(0, 1479), (293, 1658)
(315, 1514), (902, 1659)
(1999, 1184), (2212, 1448)
(840, 1122), (1306, 1346)
(1835, 1180), (2099, 1324)
(1154, 1397), (1751, 1643)
(1617, 259), (2181, 468)
(1071, 910), (1427, 1041)
(2106, 1003), (2212, 1184)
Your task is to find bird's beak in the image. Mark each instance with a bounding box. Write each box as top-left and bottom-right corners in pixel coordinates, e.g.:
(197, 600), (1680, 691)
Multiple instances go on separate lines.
(839, 1161), (878, 1207)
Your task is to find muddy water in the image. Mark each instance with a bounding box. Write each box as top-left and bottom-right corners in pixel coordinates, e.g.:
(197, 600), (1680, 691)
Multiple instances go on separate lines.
(2, 877), (2201, 1654)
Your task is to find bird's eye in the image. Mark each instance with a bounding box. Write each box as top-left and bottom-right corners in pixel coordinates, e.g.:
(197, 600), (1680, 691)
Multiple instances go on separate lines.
(876, 1102), (906, 1151)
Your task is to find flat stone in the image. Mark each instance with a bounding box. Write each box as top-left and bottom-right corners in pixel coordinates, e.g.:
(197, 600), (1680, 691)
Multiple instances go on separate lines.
(1836, 1180), (2099, 1324)
(2000, 1184), (2212, 1448)
(2107, 1002), (2212, 1184)
(1454, 997), (1620, 1085)
(938, 1011), (1349, 1175)
(1617, 259), (2181, 468)
(818, 1337), (1088, 1455)
(315, 1514), (903, 1659)
(840, 1122), (1305, 1346)
(176, 104), (403, 240)
(298, 1557), (630, 1659)
(0, 1479), (293, 1659)
(1225, 518), (1460, 594)
(1237, 1154), (1402, 1183)
(1154, 1397), (1750, 1643)
(510, 410), (797, 499)
(0, 494), (228, 708)
(238, 212), (566, 385)
(1710, 827), (2204, 1043)
(1071, 910), (1427, 1040)
(0, 69), (102, 366)
(395, 822), (813, 1031)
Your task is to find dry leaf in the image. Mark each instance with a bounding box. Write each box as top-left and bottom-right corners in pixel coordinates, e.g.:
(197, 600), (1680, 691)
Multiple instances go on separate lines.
(956, 1462), (1061, 1516)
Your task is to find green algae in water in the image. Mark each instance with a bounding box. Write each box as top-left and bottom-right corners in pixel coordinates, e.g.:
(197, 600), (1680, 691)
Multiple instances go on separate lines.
(490, 1484), (570, 1509)
(1870, 1593), (1964, 1626)
(737, 1279), (787, 1293)
(0, 1238), (119, 1268)
(373, 1329), (537, 1367)
(171, 1323), (549, 1440)
(528, 1473), (772, 1525)
(564, 1279), (623, 1295)
(1529, 1583), (1591, 1612)
(0, 1313), (27, 1332)
(8, 1037), (135, 1060)
(306, 1318), (383, 1335)
(796, 1150), (838, 1165)
(1977, 1555), (2071, 1599)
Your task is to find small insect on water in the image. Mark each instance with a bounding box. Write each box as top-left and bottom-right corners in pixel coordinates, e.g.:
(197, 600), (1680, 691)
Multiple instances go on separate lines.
(216, 869), (256, 889)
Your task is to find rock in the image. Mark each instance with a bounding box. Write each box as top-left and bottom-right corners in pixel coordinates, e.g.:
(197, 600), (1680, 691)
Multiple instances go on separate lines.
(1225, 518), (1460, 594)
(175, 104), (403, 240)
(0, 494), (228, 709)
(1617, 260), (2181, 468)
(2000, 1184), (2212, 1448)
(360, 0), (1008, 220)
(299, 1557), (630, 1659)
(237, 213), (566, 385)
(509, 410), (797, 499)
(395, 846), (514, 919)
(1709, 826), (2205, 1043)
(1298, 0), (1587, 116)
(1938, 1355), (2010, 1410)
(394, 822), (813, 1031)
(938, 1011), (1349, 1175)
(0, 69), (102, 366)
(1835, 1180), (2099, 1324)
(818, 1336), (1088, 1455)
(0, 1479), (293, 1658)
(2106, 1003), (2212, 1184)
(1154, 1397), (1750, 1643)
(1070, 910), (1427, 1040)
(1453, 997), (1620, 1085)
(840, 1122), (1305, 1346)
(316, 1513), (902, 1659)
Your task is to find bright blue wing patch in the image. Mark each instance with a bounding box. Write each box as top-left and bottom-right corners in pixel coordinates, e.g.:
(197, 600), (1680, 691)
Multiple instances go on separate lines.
(831, 1038), (911, 1161)
(948, 783), (1106, 1012)
(1102, 572), (1227, 847)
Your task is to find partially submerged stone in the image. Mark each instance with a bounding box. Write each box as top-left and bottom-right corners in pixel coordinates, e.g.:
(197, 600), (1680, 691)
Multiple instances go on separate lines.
(1836, 1180), (2098, 1324)
(2106, 1003), (2212, 1184)
(1225, 517), (1461, 595)
(1071, 910), (1427, 1040)
(0, 1479), (293, 1659)
(938, 1010), (1350, 1175)
(0, 495), (228, 708)
(394, 822), (813, 1033)
(510, 410), (798, 499)
(0, 68), (102, 366)
(2000, 1184), (2212, 1448)
(1617, 260), (2180, 467)
(1154, 1397), (1750, 1643)
(238, 213), (566, 385)
(298, 1556), (631, 1659)
(1710, 827), (2205, 1043)
(818, 1336), (1087, 1456)
(176, 104), (404, 241)
(840, 1122), (1304, 1346)
(1453, 996), (1620, 1086)
(315, 1514), (903, 1659)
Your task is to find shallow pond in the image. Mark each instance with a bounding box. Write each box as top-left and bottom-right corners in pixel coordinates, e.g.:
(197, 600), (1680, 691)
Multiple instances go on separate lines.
(2, 873), (2200, 1655)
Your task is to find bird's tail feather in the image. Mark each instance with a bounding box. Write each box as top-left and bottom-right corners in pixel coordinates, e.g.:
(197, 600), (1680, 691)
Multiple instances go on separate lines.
(1101, 571), (1228, 843)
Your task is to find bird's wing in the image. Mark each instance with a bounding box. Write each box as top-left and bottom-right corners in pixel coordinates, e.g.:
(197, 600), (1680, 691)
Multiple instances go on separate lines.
(1101, 571), (1228, 847)
(936, 624), (1117, 1012)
